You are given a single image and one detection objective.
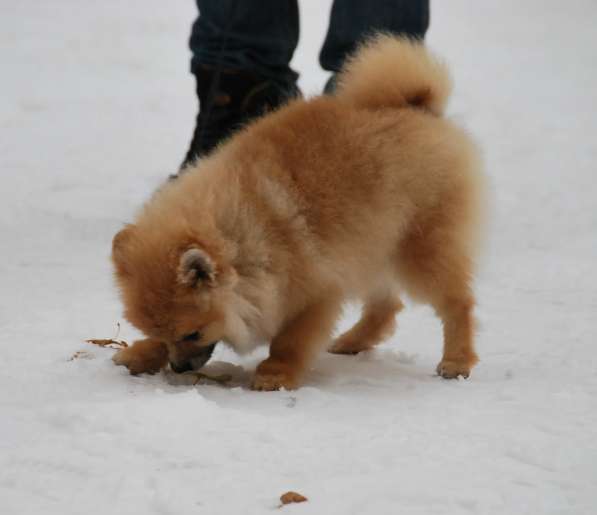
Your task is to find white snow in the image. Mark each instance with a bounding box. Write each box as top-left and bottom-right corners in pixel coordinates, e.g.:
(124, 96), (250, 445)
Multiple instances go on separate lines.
(1, 1), (597, 514)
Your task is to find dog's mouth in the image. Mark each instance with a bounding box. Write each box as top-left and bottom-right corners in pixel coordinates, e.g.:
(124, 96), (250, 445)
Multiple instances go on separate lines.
(169, 342), (217, 373)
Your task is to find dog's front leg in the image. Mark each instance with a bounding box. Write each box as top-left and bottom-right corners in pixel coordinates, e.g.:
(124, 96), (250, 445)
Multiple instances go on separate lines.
(252, 295), (342, 391)
(112, 338), (168, 375)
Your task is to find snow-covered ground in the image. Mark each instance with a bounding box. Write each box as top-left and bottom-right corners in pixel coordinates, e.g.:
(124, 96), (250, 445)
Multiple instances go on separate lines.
(2, 1), (596, 513)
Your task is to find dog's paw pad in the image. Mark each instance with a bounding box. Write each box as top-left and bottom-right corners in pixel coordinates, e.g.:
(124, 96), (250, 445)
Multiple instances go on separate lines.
(436, 360), (471, 379)
(328, 339), (369, 355)
(251, 372), (297, 391)
(112, 348), (161, 375)
(112, 349), (128, 365)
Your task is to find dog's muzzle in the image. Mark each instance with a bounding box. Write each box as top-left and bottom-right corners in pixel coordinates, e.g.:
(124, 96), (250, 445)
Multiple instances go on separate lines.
(169, 342), (217, 373)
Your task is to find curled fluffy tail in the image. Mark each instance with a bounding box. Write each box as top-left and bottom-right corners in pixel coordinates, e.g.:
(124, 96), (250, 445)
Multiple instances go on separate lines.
(335, 34), (452, 116)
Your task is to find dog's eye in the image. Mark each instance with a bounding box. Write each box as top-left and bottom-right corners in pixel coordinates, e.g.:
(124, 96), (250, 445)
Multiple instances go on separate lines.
(181, 331), (200, 342)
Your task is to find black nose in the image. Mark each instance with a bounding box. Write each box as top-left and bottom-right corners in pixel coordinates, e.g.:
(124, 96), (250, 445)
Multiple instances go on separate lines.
(170, 360), (194, 373)
(170, 342), (217, 374)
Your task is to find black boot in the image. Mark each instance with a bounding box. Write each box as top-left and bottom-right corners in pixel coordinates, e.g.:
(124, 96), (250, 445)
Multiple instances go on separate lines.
(323, 73), (338, 95)
(180, 65), (301, 171)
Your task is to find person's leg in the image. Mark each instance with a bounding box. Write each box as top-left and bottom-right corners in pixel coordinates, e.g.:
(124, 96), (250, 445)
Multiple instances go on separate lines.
(320, 0), (429, 90)
(181, 1), (300, 170)
(190, 0), (299, 85)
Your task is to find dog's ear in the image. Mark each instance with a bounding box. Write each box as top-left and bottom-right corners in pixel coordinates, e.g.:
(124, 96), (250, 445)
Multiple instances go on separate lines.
(177, 247), (216, 288)
(112, 224), (136, 276)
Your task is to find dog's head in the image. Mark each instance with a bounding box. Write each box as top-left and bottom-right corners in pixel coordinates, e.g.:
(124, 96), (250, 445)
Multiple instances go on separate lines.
(111, 223), (245, 372)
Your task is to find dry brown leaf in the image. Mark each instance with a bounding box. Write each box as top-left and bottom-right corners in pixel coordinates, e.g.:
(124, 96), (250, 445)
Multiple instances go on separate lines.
(86, 338), (129, 350)
(68, 350), (94, 361)
(280, 491), (308, 505)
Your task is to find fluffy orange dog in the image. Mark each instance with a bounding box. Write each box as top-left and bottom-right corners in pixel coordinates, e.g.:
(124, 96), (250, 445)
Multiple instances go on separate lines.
(112, 36), (484, 390)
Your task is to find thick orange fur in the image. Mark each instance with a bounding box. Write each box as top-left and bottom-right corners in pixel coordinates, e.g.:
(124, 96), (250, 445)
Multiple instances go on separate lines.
(111, 36), (485, 389)
(112, 338), (168, 375)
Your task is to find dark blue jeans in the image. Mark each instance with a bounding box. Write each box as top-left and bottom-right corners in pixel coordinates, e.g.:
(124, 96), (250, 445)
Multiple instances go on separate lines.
(190, 0), (429, 85)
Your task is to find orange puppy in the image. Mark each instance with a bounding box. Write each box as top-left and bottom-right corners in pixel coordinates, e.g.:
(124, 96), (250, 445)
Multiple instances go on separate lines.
(112, 35), (485, 390)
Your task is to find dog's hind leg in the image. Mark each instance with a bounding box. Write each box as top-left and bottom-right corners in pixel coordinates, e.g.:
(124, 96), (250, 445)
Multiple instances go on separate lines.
(328, 294), (403, 355)
(397, 216), (479, 379)
(433, 293), (477, 378)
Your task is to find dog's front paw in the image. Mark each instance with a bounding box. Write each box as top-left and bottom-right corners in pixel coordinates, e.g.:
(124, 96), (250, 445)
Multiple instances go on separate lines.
(436, 359), (473, 379)
(328, 337), (367, 355)
(112, 339), (168, 375)
(251, 372), (298, 391)
(252, 359), (299, 391)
